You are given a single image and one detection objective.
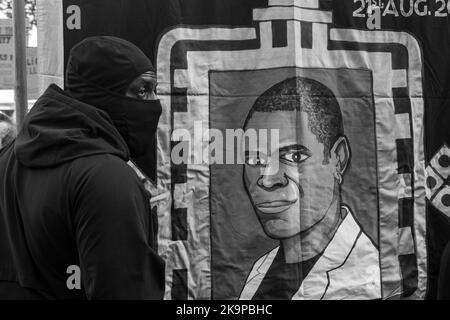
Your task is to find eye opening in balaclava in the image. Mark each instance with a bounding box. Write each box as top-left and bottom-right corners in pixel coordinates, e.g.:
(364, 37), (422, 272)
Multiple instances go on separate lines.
(65, 36), (155, 104)
(65, 36), (162, 163)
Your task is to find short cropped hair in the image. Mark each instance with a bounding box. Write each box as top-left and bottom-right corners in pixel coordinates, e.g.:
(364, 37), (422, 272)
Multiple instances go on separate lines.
(244, 76), (344, 159)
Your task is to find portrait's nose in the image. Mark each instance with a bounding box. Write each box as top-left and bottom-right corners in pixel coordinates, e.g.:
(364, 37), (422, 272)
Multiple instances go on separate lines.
(257, 171), (289, 191)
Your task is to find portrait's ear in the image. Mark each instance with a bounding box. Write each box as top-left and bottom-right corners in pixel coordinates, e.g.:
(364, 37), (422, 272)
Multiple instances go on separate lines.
(331, 136), (351, 175)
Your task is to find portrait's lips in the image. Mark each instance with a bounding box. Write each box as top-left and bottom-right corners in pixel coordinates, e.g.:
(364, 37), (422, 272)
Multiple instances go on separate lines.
(255, 199), (298, 214)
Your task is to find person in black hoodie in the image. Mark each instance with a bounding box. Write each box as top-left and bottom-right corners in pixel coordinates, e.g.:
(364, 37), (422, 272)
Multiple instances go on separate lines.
(0, 36), (165, 299)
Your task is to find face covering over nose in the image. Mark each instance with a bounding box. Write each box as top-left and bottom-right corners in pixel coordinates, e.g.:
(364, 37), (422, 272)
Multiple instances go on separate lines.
(106, 95), (161, 159)
(65, 36), (162, 159)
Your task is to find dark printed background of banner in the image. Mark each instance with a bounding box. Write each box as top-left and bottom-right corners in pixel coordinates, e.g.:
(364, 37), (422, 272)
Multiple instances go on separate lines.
(62, 0), (450, 300)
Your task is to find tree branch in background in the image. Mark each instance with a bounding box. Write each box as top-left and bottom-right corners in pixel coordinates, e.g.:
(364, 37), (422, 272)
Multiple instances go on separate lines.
(0, 0), (36, 30)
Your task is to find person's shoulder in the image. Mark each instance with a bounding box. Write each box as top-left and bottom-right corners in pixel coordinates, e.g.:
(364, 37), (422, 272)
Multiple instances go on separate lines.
(69, 154), (140, 187)
(341, 205), (378, 250)
(253, 246), (279, 271)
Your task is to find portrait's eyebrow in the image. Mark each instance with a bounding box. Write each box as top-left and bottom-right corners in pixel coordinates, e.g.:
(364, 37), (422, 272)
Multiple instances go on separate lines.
(278, 144), (311, 155)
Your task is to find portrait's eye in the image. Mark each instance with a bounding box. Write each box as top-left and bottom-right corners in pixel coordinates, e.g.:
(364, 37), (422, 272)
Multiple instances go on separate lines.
(280, 151), (310, 164)
(245, 152), (268, 167)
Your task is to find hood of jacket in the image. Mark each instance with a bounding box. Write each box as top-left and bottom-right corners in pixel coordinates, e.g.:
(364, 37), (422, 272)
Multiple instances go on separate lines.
(14, 84), (130, 168)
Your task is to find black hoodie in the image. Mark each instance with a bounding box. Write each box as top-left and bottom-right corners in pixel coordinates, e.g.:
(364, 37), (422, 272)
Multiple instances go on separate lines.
(0, 85), (165, 299)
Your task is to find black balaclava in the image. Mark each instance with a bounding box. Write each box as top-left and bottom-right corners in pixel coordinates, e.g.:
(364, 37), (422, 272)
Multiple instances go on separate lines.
(65, 36), (162, 165)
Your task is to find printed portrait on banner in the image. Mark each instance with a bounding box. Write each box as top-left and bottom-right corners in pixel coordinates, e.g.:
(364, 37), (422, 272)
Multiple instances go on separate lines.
(235, 74), (381, 300)
(154, 0), (427, 300)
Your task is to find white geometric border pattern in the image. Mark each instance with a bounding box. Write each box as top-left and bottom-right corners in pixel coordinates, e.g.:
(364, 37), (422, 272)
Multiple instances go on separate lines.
(155, 0), (426, 300)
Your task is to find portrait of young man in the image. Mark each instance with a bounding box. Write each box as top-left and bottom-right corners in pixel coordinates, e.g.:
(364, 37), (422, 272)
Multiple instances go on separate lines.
(239, 76), (381, 300)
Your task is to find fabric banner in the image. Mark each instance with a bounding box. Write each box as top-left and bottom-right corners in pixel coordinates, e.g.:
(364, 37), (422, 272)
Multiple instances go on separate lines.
(61, 0), (450, 300)
(36, 0), (64, 95)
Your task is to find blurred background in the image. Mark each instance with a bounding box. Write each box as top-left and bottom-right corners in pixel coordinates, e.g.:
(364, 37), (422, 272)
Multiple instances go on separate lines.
(0, 0), (38, 122)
